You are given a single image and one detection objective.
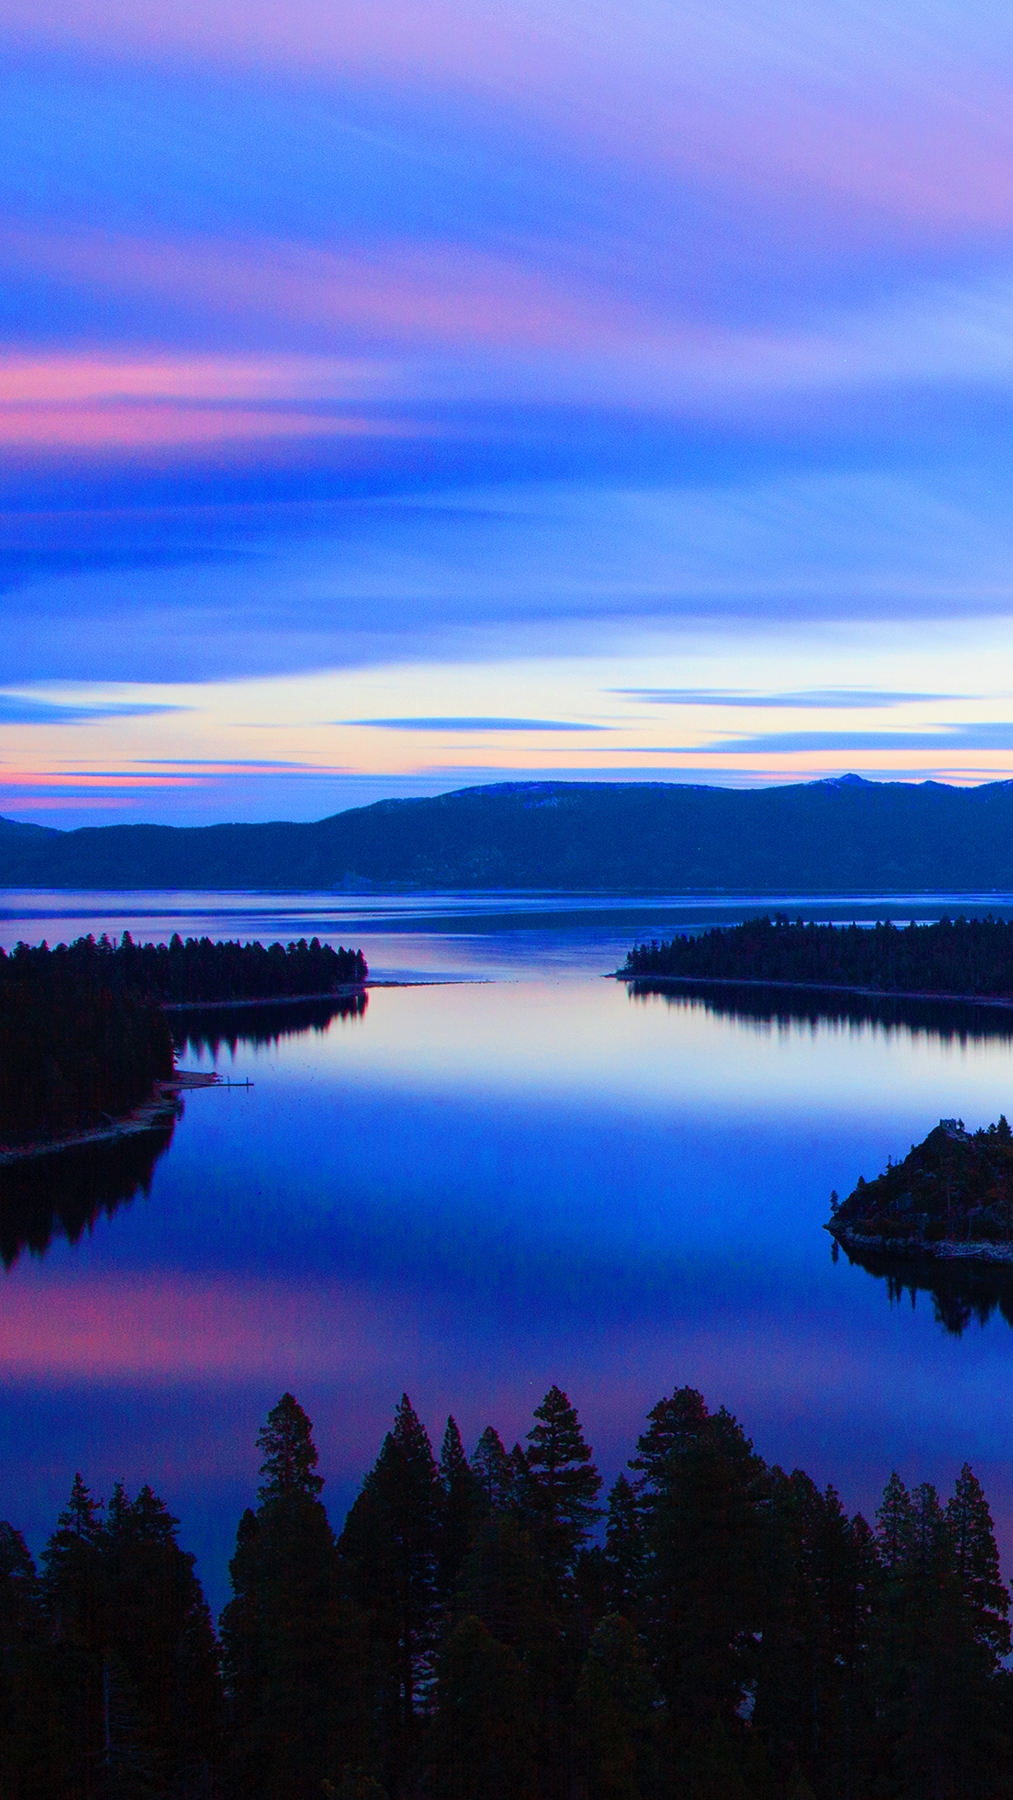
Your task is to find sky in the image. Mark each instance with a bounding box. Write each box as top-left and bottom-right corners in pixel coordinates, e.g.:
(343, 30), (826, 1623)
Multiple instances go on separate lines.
(5, 0), (1013, 824)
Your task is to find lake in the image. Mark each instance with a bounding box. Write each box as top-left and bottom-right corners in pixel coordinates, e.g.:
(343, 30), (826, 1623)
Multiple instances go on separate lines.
(4, 887), (1013, 1613)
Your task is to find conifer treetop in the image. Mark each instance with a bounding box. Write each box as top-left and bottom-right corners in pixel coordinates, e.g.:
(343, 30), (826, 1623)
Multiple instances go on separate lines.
(257, 1392), (324, 1502)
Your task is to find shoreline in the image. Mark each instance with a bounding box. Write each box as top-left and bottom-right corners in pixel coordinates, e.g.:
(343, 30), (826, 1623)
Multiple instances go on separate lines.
(161, 984), (366, 1012)
(616, 972), (1013, 1009)
(161, 978), (485, 1011)
(827, 1222), (1013, 1265)
(0, 1071), (221, 1166)
(1, 980), (483, 1163)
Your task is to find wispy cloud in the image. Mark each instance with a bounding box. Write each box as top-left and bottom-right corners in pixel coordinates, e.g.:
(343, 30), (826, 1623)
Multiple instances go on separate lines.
(612, 689), (965, 710)
(653, 725), (1013, 754)
(0, 694), (188, 724)
(343, 717), (608, 732)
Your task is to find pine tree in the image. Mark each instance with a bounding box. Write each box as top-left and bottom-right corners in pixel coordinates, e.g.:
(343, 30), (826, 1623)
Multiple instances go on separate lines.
(430, 1614), (538, 1800)
(338, 1393), (442, 1780)
(577, 1613), (662, 1800)
(0, 1522), (52, 1800)
(603, 1475), (645, 1618)
(460, 1512), (556, 1665)
(753, 1470), (878, 1798)
(470, 1427), (515, 1515)
(946, 1463), (1011, 1661)
(41, 1473), (223, 1798)
(870, 1471), (1012, 1799)
(40, 1474), (107, 1797)
(523, 1386), (602, 1590)
(630, 1388), (767, 1735)
(221, 1394), (377, 1800)
(257, 1391), (325, 1501)
(437, 1418), (481, 1609)
(101, 1481), (222, 1793)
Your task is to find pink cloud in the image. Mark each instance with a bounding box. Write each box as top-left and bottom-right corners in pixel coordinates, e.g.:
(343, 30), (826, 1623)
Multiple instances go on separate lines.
(0, 352), (389, 404)
(0, 402), (407, 450)
(5, 0), (1013, 235)
(0, 226), (639, 354)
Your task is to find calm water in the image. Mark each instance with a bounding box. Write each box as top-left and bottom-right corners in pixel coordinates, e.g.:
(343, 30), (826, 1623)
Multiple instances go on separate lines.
(5, 889), (1013, 1612)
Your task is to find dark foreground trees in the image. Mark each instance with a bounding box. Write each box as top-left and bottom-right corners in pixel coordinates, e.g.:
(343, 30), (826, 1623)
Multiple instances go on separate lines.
(2, 1384), (1012, 1798)
(1, 1473), (222, 1799)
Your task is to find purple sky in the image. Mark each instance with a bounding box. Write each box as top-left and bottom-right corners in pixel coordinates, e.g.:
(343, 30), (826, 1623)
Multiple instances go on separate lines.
(5, 0), (1013, 822)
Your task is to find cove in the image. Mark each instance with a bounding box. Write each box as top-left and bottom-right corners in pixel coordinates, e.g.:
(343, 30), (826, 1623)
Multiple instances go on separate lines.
(2, 889), (1013, 1613)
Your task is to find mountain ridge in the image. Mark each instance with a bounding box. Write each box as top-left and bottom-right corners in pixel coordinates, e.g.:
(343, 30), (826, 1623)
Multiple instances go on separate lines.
(4, 778), (1013, 891)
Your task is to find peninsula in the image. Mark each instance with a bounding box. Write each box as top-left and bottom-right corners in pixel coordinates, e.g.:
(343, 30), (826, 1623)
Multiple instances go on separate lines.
(622, 915), (1013, 1002)
(0, 933), (367, 1155)
(828, 1117), (1013, 1262)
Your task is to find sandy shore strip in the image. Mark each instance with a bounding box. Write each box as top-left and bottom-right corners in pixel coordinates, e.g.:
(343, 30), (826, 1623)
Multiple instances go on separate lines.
(161, 978), (487, 1011)
(0, 1071), (222, 1166)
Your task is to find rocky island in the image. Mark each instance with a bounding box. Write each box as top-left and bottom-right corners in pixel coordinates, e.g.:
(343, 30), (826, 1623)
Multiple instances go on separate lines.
(828, 1116), (1013, 1262)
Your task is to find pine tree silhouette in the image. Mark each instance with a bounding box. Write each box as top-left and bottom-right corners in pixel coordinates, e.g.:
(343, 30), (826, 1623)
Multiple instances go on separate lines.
(522, 1386), (602, 1588)
(257, 1391), (325, 1501)
(339, 1393), (442, 1786)
(437, 1418), (481, 1608)
(222, 1394), (376, 1800)
(470, 1427), (516, 1515)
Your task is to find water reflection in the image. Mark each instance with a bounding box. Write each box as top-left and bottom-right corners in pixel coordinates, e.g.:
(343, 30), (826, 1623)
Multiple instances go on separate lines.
(627, 979), (1013, 1044)
(7, 899), (1013, 1609)
(840, 1240), (1013, 1337)
(169, 992), (367, 1059)
(0, 1123), (175, 1269)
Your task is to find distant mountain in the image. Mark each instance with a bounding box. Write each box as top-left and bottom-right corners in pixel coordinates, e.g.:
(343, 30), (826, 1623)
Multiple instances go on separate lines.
(4, 778), (1013, 891)
(0, 814), (60, 841)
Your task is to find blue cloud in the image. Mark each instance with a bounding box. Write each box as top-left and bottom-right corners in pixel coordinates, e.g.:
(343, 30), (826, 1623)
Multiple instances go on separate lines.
(613, 689), (964, 709)
(0, 694), (188, 724)
(653, 726), (1013, 754)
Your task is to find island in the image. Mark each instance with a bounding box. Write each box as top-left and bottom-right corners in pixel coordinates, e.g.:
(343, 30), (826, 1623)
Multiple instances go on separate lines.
(621, 914), (1013, 1001)
(828, 1116), (1013, 1262)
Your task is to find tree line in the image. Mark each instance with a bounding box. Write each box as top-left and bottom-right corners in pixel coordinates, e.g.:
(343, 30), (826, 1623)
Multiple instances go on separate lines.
(0, 935), (367, 1148)
(4, 933), (367, 1006)
(3, 1384), (1011, 1800)
(623, 916), (1013, 997)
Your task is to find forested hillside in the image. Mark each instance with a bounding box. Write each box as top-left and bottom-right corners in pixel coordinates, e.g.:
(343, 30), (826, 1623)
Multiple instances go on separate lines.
(3, 1385), (1011, 1800)
(7, 776), (1013, 890)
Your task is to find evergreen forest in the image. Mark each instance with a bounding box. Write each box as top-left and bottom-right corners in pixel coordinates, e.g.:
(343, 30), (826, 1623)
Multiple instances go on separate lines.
(623, 916), (1013, 997)
(4, 1384), (1013, 1800)
(0, 935), (367, 1149)
(0, 948), (174, 1149)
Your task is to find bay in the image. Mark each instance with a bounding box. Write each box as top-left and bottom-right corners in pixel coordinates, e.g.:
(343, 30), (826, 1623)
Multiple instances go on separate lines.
(3, 887), (1013, 1612)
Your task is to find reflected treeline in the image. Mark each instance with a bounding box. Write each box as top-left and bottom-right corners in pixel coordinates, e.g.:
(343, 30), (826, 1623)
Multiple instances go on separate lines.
(168, 990), (367, 1058)
(0, 1120), (175, 1269)
(627, 978), (1013, 1043)
(839, 1238), (1013, 1336)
